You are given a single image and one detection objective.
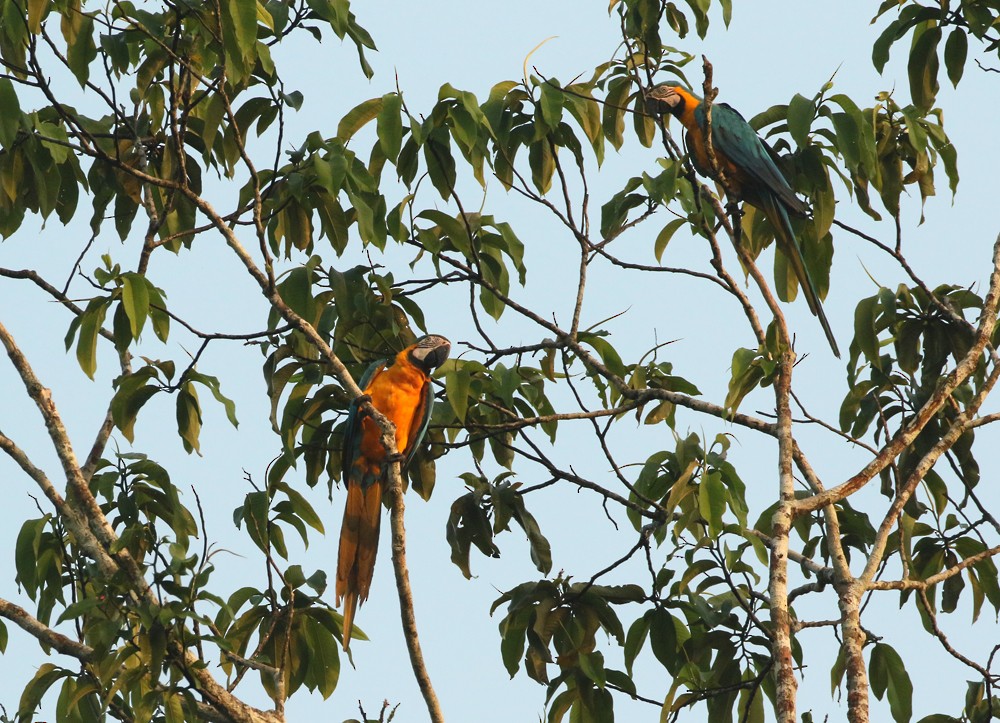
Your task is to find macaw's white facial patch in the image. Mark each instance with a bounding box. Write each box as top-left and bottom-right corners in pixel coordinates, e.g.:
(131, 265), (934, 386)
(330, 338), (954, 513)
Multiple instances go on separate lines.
(410, 335), (451, 372)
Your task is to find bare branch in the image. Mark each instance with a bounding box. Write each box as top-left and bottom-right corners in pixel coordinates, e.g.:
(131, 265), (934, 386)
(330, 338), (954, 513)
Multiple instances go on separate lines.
(0, 597), (94, 662)
(385, 456), (445, 723)
(868, 543), (1000, 591)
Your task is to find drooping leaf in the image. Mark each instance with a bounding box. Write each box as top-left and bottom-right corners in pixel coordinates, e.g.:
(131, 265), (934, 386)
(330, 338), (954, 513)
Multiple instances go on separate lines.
(908, 25), (942, 113)
(121, 273), (150, 339)
(377, 92), (403, 162)
(0, 78), (22, 147)
(943, 26), (968, 88)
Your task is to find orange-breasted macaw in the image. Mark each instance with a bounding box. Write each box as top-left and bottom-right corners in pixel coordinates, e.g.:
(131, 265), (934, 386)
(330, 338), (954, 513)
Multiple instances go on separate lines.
(336, 334), (451, 649)
(647, 83), (840, 357)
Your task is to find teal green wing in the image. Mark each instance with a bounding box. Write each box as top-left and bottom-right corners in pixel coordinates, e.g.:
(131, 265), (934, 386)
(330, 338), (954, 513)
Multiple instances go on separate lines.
(401, 378), (436, 469)
(341, 360), (387, 486)
(697, 102), (809, 214)
(759, 193), (840, 357)
(697, 102), (840, 357)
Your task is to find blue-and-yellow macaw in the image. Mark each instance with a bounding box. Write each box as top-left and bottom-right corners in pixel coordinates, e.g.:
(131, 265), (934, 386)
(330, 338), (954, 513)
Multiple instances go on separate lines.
(336, 334), (451, 649)
(647, 83), (840, 357)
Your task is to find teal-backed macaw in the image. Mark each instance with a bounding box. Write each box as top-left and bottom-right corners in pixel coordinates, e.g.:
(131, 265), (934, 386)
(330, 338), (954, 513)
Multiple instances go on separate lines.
(336, 334), (451, 649)
(647, 83), (840, 357)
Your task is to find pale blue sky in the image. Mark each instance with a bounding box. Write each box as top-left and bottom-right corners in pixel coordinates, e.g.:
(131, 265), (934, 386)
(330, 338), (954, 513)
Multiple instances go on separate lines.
(1, 2), (997, 721)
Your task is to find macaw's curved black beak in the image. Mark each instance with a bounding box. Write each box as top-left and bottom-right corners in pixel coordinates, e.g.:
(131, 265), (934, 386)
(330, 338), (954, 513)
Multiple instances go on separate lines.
(424, 340), (450, 370)
(410, 335), (451, 373)
(645, 84), (684, 117)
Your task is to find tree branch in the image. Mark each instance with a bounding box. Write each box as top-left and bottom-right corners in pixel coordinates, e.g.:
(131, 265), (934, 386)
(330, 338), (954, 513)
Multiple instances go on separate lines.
(385, 455), (445, 723)
(0, 597), (94, 662)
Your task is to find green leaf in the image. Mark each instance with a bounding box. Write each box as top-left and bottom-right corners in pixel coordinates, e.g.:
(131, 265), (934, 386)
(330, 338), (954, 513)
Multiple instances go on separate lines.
(221, 0), (259, 82)
(229, 0), (259, 55)
(829, 111), (861, 172)
(448, 493), (487, 578)
(962, 0), (993, 37)
(55, 597), (102, 625)
(870, 643), (913, 723)
(925, 120), (959, 197)
(872, 17), (906, 73)
(965, 680), (985, 716)
(303, 615), (340, 697)
(633, 93), (655, 147)
(895, 319), (922, 374)
(830, 646), (846, 695)
(76, 298), (109, 379)
(528, 136), (554, 195)
(186, 370), (239, 428)
(176, 383), (203, 454)
(0, 78), (21, 147)
(26, 0), (47, 33)
(121, 273), (150, 339)
(15, 518), (44, 595)
(698, 471), (726, 536)
(425, 129), (457, 199)
(720, 0), (733, 26)
(63, 9), (97, 86)
(623, 613), (650, 676)
(942, 567), (964, 613)
(830, 93), (877, 176)
(548, 689), (576, 723)
(498, 606), (530, 678)
(539, 80), (564, 130)
(164, 693), (184, 723)
(578, 651), (606, 688)
(786, 93), (815, 148)
(277, 265), (317, 322)
(18, 663), (67, 719)
(445, 366), (472, 423)
(409, 450), (437, 501)
(337, 97), (383, 143)
(853, 295), (880, 367)
(564, 86), (603, 162)
(111, 374), (161, 442)
(579, 332), (627, 379)
(278, 482), (325, 534)
(654, 218), (686, 262)
(908, 25), (941, 113)
(602, 78), (629, 150)
(943, 27), (967, 88)
(241, 490), (270, 553)
(649, 608), (678, 674)
(377, 92), (403, 162)
(513, 502), (552, 575)
(725, 347), (765, 413)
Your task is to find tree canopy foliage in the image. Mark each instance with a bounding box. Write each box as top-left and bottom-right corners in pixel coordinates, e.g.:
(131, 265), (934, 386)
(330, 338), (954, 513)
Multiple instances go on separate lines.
(2, 1), (1000, 722)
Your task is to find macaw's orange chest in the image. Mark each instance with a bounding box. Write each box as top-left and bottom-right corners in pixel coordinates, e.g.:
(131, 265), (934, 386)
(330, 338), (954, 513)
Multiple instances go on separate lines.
(358, 360), (429, 463)
(675, 102), (750, 199)
(685, 129), (750, 198)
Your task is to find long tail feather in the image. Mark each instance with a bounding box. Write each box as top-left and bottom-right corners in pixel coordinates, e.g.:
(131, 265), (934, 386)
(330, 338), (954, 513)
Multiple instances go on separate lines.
(336, 478), (382, 649)
(764, 195), (840, 358)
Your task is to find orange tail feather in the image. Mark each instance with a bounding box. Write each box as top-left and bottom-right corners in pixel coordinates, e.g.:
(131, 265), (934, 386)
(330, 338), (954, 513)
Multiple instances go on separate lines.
(336, 479), (382, 649)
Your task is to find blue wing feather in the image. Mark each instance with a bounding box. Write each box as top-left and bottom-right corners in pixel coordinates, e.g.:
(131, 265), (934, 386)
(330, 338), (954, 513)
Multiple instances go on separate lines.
(404, 381), (436, 468)
(697, 103), (808, 214)
(688, 95), (840, 356)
